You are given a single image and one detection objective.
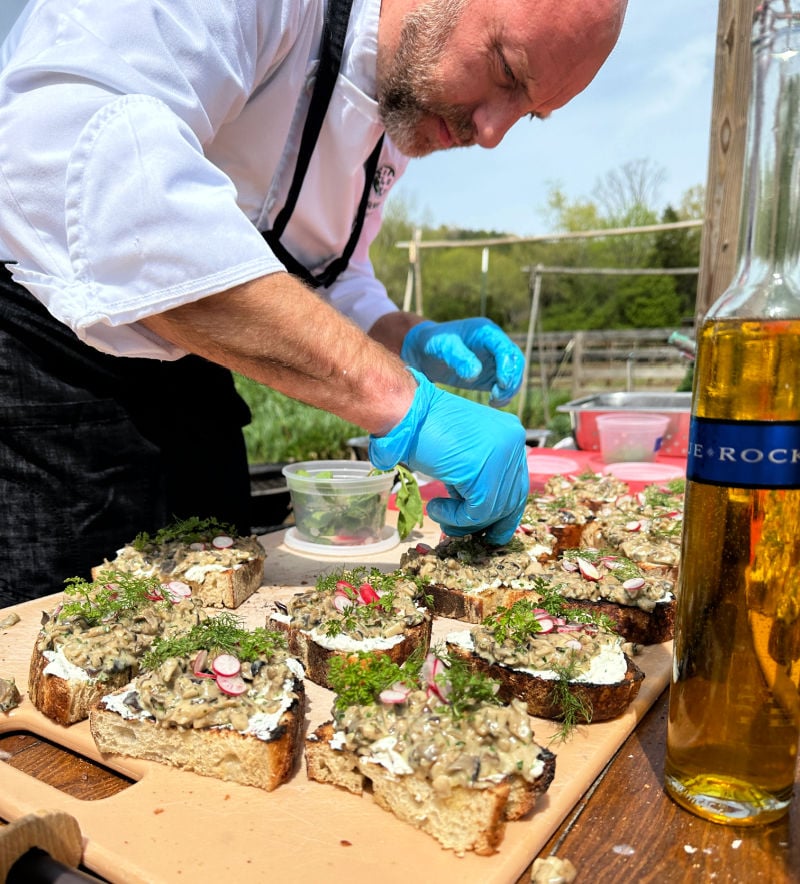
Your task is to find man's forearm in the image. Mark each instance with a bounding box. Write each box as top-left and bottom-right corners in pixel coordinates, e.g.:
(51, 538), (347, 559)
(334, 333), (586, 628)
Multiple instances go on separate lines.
(140, 272), (417, 435)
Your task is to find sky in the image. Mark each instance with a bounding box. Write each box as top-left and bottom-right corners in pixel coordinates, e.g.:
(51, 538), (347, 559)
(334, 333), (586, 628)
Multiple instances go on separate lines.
(0, 0), (719, 236)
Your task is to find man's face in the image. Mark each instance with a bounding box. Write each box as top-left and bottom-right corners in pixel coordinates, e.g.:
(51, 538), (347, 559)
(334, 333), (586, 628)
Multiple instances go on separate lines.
(376, 0), (627, 158)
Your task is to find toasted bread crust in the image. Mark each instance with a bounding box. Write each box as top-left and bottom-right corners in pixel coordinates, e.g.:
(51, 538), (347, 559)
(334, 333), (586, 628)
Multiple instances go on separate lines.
(428, 584), (539, 624)
(27, 642), (135, 726)
(558, 596), (675, 644)
(93, 546), (265, 609)
(89, 688), (304, 792)
(271, 618), (432, 690)
(447, 643), (645, 722)
(305, 721), (556, 855)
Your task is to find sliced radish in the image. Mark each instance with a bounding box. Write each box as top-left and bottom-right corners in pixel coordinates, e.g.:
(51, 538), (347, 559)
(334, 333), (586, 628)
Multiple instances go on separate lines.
(577, 557), (601, 580)
(357, 583), (380, 605)
(561, 559), (578, 572)
(517, 523), (534, 536)
(165, 580), (192, 601)
(212, 654), (241, 677)
(422, 654), (451, 701)
(379, 686), (410, 704)
(625, 520), (642, 532)
(216, 674), (247, 696)
(212, 535), (234, 549)
(535, 617), (556, 633)
(335, 580), (357, 597)
(415, 543), (433, 555)
(623, 577), (646, 595)
(192, 649), (215, 678)
(332, 594), (354, 614)
(565, 639), (583, 651)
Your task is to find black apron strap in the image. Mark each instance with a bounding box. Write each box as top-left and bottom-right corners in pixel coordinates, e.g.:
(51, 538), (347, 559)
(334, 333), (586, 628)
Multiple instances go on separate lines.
(262, 0), (383, 289)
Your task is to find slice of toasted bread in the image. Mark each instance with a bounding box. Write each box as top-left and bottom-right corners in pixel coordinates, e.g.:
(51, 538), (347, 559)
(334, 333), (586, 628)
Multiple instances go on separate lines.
(268, 567), (433, 689)
(94, 519), (266, 609)
(399, 537), (544, 624)
(89, 622), (305, 791)
(536, 549), (676, 644)
(305, 721), (556, 856)
(29, 578), (205, 726)
(446, 641), (644, 723)
(90, 685), (304, 792)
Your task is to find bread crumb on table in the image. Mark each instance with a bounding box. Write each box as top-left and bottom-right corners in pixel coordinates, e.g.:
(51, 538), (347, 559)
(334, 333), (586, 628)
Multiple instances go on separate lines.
(531, 855), (578, 883)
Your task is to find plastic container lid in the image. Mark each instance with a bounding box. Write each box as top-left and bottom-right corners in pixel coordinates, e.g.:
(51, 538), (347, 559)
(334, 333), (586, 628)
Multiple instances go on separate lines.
(283, 525), (400, 557)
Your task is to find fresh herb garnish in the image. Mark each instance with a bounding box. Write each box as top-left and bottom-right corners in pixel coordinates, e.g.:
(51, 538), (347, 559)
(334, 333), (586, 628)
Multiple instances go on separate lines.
(328, 652), (412, 716)
(561, 547), (643, 583)
(59, 571), (173, 626)
(484, 599), (546, 646)
(389, 464), (423, 540)
(142, 614), (286, 670)
(327, 646), (501, 721)
(132, 516), (236, 551)
(548, 659), (594, 743)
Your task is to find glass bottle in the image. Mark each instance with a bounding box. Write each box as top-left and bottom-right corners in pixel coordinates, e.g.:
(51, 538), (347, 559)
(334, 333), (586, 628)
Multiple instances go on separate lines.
(664, 0), (800, 825)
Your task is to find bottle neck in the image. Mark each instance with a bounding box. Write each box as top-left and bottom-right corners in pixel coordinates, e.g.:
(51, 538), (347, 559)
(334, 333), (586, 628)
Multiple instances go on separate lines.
(715, 2), (800, 318)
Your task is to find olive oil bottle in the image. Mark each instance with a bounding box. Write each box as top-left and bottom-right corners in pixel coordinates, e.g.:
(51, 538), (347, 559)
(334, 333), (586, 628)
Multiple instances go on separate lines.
(664, 0), (800, 825)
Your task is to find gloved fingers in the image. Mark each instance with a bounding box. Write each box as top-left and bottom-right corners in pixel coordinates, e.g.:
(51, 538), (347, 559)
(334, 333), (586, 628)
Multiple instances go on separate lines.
(473, 324), (524, 405)
(423, 333), (482, 382)
(425, 492), (525, 546)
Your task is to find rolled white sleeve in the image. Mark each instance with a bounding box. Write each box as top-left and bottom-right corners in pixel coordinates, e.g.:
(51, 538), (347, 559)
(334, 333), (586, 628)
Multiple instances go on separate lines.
(0, 0), (291, 358)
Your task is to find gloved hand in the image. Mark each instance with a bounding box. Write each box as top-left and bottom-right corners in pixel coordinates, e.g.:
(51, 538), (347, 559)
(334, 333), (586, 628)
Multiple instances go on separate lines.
(369, 369), (528, 544)
(400, 318), (524, 407)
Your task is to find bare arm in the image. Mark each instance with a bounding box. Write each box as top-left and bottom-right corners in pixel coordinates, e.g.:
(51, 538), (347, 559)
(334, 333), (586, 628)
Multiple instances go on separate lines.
(367, 310), (425, 354)
(140, 272), (417, 435)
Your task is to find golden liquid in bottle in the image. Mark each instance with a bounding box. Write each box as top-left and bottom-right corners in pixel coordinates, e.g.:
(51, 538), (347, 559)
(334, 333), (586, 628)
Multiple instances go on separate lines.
(664, 318), (800, 824)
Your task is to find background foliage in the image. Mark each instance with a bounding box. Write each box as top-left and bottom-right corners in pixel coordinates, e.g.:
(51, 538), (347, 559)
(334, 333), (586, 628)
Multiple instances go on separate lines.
(238, 158), (703, 463)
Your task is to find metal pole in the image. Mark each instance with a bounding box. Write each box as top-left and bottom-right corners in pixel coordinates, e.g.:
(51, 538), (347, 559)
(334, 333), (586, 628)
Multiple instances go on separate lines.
(479, 247), (489, 316)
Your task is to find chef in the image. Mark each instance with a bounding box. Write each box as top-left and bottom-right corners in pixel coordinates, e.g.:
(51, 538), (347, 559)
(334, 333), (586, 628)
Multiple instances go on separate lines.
(0, 0), (627, 602)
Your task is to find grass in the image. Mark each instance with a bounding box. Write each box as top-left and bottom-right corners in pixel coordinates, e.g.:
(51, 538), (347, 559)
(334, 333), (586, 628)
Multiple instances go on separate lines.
(234, 374), (572, 464)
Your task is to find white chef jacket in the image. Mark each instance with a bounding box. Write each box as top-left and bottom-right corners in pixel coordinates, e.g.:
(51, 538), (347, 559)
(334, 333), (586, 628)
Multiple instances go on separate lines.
(0, 0), (408, 358)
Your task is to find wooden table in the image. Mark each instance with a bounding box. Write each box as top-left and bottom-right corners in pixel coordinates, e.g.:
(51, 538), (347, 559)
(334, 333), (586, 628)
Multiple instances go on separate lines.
(1, 519), (799, 883)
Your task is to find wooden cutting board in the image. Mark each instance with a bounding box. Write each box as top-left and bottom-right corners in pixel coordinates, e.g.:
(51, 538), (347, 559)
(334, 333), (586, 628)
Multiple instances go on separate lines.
(0, 516), (673, 884)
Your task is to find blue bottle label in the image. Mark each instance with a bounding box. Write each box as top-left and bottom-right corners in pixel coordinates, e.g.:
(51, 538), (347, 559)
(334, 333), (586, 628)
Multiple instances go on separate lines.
(687, 417), (800, 488)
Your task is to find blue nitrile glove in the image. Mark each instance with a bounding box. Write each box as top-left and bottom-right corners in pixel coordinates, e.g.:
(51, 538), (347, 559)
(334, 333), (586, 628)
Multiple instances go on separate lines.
(400, 318), (524, 407)
(369, 370), (528, 544)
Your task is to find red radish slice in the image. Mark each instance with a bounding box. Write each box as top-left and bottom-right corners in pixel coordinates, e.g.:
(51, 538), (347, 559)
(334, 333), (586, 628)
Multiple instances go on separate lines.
(335, 580), (356, 596)
(357, 583), (380, 605)
(565, 639), (583, 651)
(192, 649), (215, 678)
(212, 535), (234, 549)
(212, 654), (241, 677)
(625, 520), (642, 532)
(577, 557), (601, 580)
(189, 542), (205, 551)
(623, 577), (646, 594)
(379, 687), (410, 704)
(415, 543), (432, 554)
(166, 580), (192, 599)
(535, 617), (556, 633)
(332, 594), (354, 614)
(216, 674), (247, 696)
(561, 559), (578, 572)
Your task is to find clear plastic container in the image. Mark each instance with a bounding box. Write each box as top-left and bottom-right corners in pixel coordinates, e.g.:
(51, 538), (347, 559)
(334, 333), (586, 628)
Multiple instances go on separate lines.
(281, 460), (395, 546)
(596, 413), (670, 463)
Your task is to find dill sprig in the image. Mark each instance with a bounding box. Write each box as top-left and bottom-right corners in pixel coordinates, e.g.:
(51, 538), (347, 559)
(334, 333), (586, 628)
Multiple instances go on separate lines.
(59, 571), (173, 626)
(437, 648), (502, 719)
(142, 614), (286, 670)
(548, 658), (594, 743)
(132, 516), (237, 551)
(484, 599), (547, 646)
(641, 479), (685, 507)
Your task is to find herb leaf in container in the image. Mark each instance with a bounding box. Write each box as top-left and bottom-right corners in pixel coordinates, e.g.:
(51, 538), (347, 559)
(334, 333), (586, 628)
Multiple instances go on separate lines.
(282, 461), (422, 548)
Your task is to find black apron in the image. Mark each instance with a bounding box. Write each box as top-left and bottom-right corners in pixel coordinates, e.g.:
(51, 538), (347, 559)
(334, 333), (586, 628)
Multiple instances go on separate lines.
(0, 0), (366, 603)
